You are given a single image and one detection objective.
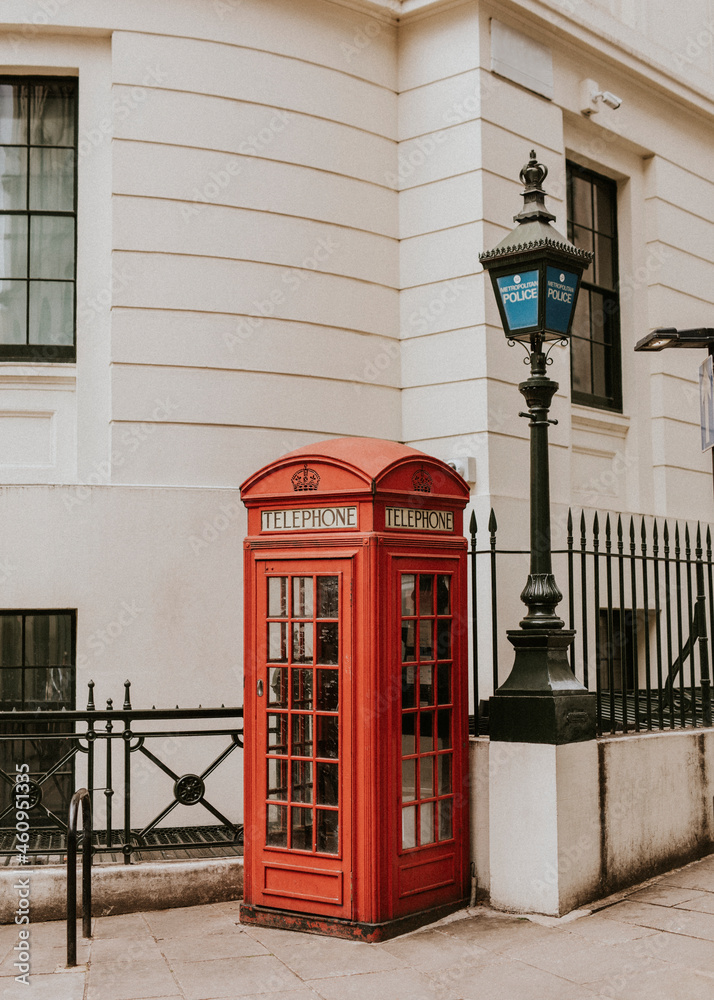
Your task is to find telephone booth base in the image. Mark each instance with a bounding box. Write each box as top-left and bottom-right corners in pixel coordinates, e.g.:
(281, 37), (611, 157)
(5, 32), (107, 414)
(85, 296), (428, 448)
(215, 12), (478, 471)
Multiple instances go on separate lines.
(239, 899), (469, 942)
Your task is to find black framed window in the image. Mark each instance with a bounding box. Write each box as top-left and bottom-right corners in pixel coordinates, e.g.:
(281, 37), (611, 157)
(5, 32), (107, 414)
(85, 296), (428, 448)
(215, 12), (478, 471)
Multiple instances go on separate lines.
(0, 611), (75, 709)
(598, 609), (636, 693)
(0, 77), (77, 361)
(567, 162), (621, 410)
(0, 611), (76, 828)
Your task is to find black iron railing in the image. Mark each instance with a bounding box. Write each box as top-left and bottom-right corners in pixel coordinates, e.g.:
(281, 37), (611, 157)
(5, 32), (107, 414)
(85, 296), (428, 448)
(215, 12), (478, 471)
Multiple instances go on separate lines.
(469, 509), (714, 737)
(0, 681), (243, 862)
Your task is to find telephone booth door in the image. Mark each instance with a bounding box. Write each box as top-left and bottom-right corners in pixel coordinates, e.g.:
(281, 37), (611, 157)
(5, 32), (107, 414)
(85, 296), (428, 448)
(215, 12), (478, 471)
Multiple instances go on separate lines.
(249, 555), (353, 920)
(392, 557), (468, 914)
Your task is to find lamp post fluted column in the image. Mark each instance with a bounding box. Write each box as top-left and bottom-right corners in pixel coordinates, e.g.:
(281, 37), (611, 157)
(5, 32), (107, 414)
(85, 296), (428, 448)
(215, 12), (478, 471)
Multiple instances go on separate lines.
(519, 343), (563, 629)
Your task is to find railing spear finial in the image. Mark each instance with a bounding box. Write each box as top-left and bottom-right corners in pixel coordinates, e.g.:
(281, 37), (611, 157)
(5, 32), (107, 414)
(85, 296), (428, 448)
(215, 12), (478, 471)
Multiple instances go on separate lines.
(469, 509), (477, 535)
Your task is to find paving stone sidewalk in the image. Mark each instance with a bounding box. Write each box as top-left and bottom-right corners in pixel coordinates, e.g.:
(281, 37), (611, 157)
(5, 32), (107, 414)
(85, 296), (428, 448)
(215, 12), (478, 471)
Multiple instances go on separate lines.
(3, 853), (714, 1000)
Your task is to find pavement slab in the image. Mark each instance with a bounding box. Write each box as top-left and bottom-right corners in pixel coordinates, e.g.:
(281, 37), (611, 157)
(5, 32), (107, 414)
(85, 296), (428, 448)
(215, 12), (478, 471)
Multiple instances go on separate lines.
(626, 884), (708, 907)
(437, 909), (558, 954)
(564, 913), (659, 945)
(659, 867), (714, 892)
(5, 851), (714, 999)
(427, 956), (601, 1000)
(143, 904), (239, 939)
(305, 966), (461, 1000)
(600, 899), (714, 940)
(87, 953), (178, 1000)
(378, 926), (496, 972)
(640, 929), (714, 972)
(160, 929), (271, 963)
(0, 940), (89, 976)
(0, 969), (86, 1000)
(93, 912), (151, 939)
(231, 994), (323, 1000)
(503, 929), (667, 985)
(674, 892), (714, 914)
(244, 923), (408, 979)
(170, 954), (305, 999)
(586, 965), (714, 1000)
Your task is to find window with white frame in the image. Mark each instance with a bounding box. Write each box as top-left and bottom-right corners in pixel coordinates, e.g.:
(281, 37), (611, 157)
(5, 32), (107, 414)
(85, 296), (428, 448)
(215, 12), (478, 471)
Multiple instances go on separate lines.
(0, 77), (77, 361)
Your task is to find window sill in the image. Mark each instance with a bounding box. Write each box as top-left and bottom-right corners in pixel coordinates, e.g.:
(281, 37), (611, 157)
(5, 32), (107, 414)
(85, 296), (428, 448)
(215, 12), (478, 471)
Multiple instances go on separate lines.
(571, 404), (630, 439)
(0, 362), (76, 390)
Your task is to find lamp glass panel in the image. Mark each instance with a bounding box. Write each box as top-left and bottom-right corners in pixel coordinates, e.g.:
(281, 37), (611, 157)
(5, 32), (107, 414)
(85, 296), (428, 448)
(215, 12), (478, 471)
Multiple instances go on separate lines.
(545, 267), (579, 335)
(495, 269), (538, 331)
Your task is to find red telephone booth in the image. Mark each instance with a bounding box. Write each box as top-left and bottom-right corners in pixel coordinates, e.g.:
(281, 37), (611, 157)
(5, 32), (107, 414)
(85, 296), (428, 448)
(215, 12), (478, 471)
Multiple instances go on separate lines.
(240, 437), (470, 941)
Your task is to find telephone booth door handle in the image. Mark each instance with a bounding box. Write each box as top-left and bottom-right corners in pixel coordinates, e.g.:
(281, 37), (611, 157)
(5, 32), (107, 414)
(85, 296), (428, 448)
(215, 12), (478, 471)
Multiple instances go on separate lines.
(257, 679), (264, 697)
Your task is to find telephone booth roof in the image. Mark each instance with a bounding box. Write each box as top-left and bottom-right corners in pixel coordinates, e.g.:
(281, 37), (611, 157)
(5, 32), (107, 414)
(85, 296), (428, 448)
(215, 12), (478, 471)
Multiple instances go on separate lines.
(240, 437), (470, 503)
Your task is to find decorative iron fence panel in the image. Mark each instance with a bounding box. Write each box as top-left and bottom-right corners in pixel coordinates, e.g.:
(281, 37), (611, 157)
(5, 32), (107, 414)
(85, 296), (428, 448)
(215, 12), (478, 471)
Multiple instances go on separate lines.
(0, 680), (244, 863)
(469, 509), (713, 737)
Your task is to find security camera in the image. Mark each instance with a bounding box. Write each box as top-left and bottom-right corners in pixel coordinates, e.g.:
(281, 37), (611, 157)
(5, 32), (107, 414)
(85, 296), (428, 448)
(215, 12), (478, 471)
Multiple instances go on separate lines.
(579, 79), (623, 115)
(597, 90), (622, 110)
(446, 456), (476, 488)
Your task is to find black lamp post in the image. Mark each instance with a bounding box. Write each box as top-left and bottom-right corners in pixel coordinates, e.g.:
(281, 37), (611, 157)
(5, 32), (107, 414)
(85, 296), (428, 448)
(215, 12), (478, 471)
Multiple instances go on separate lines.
(635, 327), (714, 499)
(479, 151), (597, 744)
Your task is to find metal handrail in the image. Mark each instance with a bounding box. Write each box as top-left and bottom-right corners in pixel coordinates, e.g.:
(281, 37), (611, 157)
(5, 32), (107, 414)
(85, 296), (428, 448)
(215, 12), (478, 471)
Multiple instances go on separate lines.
(66, 788), (92, 968)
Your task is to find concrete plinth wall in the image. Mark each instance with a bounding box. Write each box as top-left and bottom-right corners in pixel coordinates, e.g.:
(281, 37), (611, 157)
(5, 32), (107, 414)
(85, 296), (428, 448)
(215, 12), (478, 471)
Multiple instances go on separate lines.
(472, 729), (714, 916)
(0, 858), (243, 924)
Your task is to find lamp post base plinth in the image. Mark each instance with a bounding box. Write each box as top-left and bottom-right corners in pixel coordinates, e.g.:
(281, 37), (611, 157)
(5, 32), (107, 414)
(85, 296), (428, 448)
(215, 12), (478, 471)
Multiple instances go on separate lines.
(489, 629), (596, 744)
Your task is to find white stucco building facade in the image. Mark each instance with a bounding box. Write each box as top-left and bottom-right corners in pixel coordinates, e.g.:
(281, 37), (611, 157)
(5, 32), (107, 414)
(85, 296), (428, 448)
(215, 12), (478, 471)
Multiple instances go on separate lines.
(0, 0), (713, 837)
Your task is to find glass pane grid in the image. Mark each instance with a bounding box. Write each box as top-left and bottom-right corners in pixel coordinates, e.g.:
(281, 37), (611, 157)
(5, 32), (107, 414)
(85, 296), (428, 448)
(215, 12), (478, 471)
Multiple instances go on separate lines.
(0, 612), (76, 827)
(567, 161), (620, 409)
(265, 574), (340, 855)
(400, 573), (454, 851)
(0, 78), (76, 356)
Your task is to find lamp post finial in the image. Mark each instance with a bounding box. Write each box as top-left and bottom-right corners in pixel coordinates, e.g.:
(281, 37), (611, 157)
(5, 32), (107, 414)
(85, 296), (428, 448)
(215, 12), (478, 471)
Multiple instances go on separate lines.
(515, 150), (555, 224)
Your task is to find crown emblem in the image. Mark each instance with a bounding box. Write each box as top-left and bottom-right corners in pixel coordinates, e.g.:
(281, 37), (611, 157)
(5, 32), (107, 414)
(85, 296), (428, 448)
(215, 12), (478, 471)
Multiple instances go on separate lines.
(412, 468), (432, 493)
(291, 464), (320, 491)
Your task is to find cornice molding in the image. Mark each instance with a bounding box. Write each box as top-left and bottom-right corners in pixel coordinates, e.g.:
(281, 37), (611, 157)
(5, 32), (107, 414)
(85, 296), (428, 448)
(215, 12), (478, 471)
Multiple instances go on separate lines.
(327, 0), (714, 118)
(487, 0), (714, 120)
